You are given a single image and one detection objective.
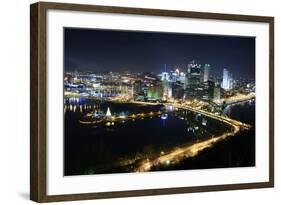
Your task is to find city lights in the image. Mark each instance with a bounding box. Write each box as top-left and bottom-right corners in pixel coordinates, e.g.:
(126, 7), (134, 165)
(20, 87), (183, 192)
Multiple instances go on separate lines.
(63, 28), (255, 176)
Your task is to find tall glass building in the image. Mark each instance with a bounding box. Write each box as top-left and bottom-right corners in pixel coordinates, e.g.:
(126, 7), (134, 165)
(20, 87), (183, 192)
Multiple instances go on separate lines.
(222, 68), (233, 90)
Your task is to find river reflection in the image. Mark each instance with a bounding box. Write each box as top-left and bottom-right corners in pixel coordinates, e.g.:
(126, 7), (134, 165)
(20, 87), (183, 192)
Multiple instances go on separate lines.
(64, 98), (255, 175)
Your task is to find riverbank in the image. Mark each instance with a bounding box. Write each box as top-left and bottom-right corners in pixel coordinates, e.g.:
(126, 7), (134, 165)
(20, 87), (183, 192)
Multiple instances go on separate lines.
(64, 98), (255, 175)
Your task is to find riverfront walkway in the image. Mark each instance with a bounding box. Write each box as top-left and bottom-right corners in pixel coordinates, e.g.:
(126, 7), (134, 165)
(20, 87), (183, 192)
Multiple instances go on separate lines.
(79, 110), (164, 125)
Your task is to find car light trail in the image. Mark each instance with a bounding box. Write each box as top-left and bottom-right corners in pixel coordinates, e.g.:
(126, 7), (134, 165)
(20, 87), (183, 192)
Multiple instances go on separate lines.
(130, 100), (251, 172)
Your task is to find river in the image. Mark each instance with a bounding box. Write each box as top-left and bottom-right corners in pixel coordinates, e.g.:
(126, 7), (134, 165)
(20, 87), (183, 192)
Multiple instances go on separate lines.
(64, 98), (255, 175)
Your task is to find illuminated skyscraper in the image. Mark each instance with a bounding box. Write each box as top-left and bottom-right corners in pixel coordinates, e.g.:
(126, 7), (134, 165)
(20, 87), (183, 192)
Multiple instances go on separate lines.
(162, 83), (172, 100)
(222, 68), (233, 90)
(179, 72), (185, 84)
(185, 60), (202, 89)
(213, 87), (221, 100)
(202, 80), (215, 100)
(160, 64), (170, 81)
(147, 83), (163, 100)
(203, 64), (211, 82)
(160, 72), (169, 81)
(162, 75), (172, 100)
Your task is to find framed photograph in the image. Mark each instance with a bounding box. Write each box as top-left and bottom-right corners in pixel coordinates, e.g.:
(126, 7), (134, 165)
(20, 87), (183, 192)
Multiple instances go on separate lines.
(30, 2), (274, 202)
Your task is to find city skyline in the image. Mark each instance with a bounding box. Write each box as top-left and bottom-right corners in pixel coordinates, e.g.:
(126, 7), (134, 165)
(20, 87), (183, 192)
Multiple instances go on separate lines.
(64, 28), (255, 80)
(64, 27), (256, 176)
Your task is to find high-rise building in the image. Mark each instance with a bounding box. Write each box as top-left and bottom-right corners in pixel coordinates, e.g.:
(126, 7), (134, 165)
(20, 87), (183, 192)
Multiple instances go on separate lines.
(213, 87), (221, 100)
(160, 64), (171, 82)
(179, 72), (185, 84)
(162, 73), (172, 100)
(160, 72), (170, 81)
(171, 83), (184, 99)
(163, 84), (172, 100)
(132, 80), (147, 98)
(169, 69), (180, 82)
(147, 83), (163, 100)
(185, 60), (202, 89)
(222, 68), (229, 89)
(203, 64), (211, 82)
(201, 80), (215, 100)
(222, 68), (233, 90)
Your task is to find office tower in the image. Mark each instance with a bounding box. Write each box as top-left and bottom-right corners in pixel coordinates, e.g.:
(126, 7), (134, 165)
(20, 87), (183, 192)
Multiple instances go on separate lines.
(160, 64), (170, 82)
(201, 80), (215, 100)
(213, 87), (221, 100)
(147, 83), (164, 100)
(185, 60), (202, 89)
(203, 64), (211, 82)
(161, 72), (170, 81)
(222, 68), (233, 90)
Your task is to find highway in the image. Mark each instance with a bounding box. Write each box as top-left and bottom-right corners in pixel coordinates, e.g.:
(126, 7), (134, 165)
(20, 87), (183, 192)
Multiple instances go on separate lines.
(76, 96), (253, 172)
(131, 100), (252, 172)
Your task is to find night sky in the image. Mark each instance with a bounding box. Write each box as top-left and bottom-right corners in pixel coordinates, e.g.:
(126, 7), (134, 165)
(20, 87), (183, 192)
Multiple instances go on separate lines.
(64, 28), (255, 79)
